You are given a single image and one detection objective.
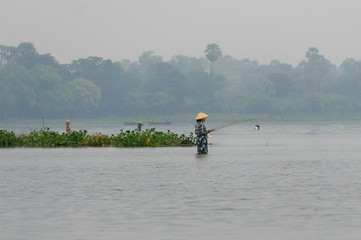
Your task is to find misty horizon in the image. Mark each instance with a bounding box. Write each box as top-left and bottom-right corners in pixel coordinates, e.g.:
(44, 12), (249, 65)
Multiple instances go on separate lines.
(1, 0), (361, 67)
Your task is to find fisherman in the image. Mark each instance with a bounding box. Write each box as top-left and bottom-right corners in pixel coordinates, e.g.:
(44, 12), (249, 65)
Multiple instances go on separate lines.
(195, 112), (214, 154)
(137, 120), (143, 132)
(254, 124), (260, 130)
(66, 120), (71, 133)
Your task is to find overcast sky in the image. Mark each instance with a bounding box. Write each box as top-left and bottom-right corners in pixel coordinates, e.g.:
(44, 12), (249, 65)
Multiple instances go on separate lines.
(1, 0), (361, 66)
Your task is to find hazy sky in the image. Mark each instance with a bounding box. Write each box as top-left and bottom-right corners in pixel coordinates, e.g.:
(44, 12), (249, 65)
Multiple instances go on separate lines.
(1, 0), (361, 66)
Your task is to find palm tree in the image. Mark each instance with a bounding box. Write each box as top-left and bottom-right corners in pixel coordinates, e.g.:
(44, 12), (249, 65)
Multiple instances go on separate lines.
(204, 43), (222, 75)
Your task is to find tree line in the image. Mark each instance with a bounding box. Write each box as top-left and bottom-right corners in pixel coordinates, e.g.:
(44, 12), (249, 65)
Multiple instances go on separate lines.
(1, 42), (361, 119)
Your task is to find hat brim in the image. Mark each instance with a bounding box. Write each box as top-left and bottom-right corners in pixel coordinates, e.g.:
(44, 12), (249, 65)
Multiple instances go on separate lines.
(195, 112), (208, 120)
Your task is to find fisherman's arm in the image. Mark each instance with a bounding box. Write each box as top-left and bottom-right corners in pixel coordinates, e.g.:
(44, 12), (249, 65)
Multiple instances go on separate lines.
(201, 124), (214, 134)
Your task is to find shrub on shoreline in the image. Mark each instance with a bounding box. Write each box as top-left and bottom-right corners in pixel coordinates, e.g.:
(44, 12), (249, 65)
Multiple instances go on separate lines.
(0, 128), (195, 148)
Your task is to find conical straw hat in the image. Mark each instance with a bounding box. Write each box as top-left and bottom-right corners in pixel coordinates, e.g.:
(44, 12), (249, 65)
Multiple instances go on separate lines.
(138, 120), (142, 124)
(195, 112), (208, 120)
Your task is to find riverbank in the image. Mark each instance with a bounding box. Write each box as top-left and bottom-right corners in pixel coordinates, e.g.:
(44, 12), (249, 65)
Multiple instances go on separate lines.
(0, 128), (195, 148)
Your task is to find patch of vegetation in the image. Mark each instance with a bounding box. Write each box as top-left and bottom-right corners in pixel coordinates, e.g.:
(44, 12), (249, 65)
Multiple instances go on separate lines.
(0, 128), (195, 148)
(0, 130), (19, 147)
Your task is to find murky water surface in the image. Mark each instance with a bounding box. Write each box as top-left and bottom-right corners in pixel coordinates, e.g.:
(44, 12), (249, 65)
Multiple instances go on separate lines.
(1, 121), (361, 239)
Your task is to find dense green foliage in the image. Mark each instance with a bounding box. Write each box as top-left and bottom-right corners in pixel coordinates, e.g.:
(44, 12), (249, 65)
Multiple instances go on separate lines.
(0, 128), (195, 148)
(0, 129), (18, 147)
(1, 42), (361, 118)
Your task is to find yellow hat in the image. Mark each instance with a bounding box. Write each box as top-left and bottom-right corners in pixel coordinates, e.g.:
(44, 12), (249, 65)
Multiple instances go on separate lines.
(195, 112), (208, 120)
(138, 120), (142, 124)
(66, 120), (70, 122)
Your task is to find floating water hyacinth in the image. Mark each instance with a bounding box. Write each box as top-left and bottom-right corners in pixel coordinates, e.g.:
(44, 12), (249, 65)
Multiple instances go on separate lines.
(0, 128), (195, 148)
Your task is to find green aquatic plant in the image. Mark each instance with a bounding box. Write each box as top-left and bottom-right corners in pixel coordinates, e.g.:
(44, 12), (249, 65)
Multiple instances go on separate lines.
(18, 129), (88, 147)
(84, 132), (111, 147)
(110, 128), (195, 147)
(0, 128), (195, 148)
(0, 130), (19, 147)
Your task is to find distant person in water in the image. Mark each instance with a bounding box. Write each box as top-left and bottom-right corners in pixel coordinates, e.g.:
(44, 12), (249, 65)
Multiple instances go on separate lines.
(137, 120), (143, 132)
(254, 124), (260, 130)
(66, 120), (71, 132)
(195, 112), (214, 154)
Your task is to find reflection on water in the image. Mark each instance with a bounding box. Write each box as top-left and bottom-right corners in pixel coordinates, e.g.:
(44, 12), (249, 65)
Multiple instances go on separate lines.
(1, 122), (361, 240)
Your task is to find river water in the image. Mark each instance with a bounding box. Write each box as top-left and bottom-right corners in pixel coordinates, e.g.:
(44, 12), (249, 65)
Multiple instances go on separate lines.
(1, 120), (361, 240)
